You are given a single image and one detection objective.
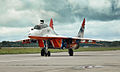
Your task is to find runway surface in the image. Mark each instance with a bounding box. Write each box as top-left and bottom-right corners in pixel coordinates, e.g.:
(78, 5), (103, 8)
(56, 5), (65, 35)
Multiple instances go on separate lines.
(0, 50), (120, 72)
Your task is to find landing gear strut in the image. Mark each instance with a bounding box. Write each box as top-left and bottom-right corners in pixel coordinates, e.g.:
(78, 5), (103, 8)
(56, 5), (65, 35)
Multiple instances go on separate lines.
(41, 40), (51, 57)
(68, 48), (73, 56)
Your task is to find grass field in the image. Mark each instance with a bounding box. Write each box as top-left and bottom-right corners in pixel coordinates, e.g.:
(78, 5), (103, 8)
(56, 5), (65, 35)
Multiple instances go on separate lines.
(0, 47), (120, 54)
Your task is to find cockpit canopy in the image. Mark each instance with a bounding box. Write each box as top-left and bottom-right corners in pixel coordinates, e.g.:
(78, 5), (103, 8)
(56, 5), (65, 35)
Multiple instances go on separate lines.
(34, 24), (48, 30)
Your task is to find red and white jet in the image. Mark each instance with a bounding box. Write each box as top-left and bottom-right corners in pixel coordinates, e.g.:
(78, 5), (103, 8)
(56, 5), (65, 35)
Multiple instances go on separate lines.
(24, 18), (99, 56)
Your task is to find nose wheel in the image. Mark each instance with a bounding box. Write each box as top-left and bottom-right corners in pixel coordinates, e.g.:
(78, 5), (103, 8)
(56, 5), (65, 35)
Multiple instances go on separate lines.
(41, 40), (51, 57)
(41, 48), (45, 56)
(41, 48), (51, 56)
(47, 51), (51, 56)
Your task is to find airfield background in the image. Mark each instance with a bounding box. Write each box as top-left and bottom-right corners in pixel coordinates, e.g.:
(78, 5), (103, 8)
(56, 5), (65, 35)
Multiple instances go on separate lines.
(0, 40), (120, 48)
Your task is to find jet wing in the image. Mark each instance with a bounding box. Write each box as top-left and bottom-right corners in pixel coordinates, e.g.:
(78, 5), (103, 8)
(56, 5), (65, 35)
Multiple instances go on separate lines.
(28, 36), (101, 43)
(28, 35), (102, 49)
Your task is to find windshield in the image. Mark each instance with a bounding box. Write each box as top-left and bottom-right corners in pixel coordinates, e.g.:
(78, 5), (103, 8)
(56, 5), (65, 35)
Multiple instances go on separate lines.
(34, 24), (48, 30)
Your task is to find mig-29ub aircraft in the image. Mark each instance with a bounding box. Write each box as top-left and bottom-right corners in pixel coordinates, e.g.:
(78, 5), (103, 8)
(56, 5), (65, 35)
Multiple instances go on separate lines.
(26, 18), (99, 56)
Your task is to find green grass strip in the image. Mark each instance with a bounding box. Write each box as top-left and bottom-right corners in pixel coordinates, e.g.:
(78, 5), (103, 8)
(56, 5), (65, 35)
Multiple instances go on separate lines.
(0, 47), (120, 54)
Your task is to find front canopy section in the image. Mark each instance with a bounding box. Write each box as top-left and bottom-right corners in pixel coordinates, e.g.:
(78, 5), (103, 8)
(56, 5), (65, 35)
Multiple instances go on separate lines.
(34, 24), (48, 30)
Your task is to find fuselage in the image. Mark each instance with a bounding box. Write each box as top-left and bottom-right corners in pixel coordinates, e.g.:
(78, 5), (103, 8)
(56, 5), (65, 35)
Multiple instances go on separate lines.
(27, 18), (87, 50)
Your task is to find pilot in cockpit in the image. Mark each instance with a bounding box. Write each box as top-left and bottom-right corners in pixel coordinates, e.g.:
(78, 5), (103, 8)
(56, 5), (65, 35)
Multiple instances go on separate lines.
(40, 20), (44, 24)
(33, 20), (48, 30)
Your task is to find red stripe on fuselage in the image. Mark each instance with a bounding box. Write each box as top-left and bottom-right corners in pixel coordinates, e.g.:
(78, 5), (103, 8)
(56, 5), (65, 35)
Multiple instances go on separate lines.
(38, 40), (44, 47)
(50, 39), (62, 48)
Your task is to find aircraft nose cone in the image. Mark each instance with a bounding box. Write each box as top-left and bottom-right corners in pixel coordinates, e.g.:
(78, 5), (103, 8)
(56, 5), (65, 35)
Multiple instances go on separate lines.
(28, 31), (32, 36)
(28, 33), (31, 36)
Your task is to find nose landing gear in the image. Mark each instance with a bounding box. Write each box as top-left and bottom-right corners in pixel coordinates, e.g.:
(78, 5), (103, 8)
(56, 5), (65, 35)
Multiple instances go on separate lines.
(41, 48), (51, 56)
(41, 40), (51, 57)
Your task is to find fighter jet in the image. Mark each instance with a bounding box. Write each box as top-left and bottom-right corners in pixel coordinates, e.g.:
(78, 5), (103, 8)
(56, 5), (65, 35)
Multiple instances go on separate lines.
(24, 18), (99, 56)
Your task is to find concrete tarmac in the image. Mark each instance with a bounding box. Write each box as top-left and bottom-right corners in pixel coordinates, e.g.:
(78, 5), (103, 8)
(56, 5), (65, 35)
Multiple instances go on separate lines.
(0, 50), (120, 72)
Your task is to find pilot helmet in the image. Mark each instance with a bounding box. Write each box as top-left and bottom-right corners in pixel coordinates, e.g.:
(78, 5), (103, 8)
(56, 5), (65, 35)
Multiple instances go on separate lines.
(40, 20), (44, 24)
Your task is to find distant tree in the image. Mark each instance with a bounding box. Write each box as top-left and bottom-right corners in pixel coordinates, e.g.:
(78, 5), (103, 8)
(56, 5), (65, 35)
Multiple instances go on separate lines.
(2, 41), (7, 47)
(0, 43), (1, 49)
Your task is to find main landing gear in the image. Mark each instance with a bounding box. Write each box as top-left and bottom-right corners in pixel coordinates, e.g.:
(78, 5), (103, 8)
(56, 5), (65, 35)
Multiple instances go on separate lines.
(41, 48), (73, 56)
(40, 40), (74, 56)
(68, 48), (73, 56)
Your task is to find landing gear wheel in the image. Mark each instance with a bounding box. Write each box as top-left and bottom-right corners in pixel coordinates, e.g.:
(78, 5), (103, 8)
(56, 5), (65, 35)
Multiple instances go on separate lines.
(45, 53), (48, 56)
(68, 48), (73, 56)
(47, 51), (51, 56)
(41, 49), (45, 56)
(44, 51), (51, 56)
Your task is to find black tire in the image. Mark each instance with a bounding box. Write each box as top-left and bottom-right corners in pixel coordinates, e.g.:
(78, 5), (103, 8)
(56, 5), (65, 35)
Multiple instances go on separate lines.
(45, 53), (48, 56)
(47, 51), (51, 56)
(68, 48), (73, 56)
(41, 49), (45, 56)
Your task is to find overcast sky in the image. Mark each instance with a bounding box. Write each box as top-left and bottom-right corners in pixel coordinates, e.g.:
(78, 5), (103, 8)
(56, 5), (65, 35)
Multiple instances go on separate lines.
(0, 0), (120, 41)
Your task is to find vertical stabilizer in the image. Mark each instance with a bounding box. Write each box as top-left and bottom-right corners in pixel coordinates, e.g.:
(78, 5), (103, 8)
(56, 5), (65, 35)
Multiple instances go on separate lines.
(77, 18), (85, 38)
(49, 18), (54, 30)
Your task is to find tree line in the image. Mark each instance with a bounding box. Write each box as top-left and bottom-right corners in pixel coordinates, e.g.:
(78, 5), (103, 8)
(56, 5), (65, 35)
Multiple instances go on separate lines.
(0, 41), (120, 48)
